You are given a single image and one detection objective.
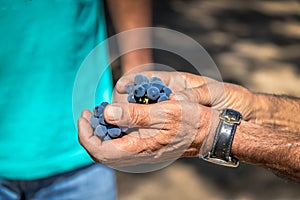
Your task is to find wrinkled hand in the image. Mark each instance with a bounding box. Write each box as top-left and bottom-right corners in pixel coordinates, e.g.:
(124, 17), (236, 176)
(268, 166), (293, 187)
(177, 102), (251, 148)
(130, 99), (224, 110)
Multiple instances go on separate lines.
(115, 71), (257, 122)
(78, 101), (217, 167)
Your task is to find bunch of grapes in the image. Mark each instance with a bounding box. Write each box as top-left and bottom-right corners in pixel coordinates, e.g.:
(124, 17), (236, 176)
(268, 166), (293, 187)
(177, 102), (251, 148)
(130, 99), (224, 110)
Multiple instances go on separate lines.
(126, 74), (172, 104)
(90, 74), (172, 140)
(90, 102), (128, 140)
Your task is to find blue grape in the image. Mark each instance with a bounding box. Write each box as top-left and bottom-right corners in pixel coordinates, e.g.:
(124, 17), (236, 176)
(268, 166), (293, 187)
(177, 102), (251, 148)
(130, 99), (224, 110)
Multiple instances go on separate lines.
(107, 127), (122, 138)
(151, 82), (164, 91)
(150, 76), (162, 83)
(125, 84), (135, 94)
(134, 85), (145, 97)
(98, 114), (106, 125)
(101, 102), (109, 107)
(142, 83), (150, 90)
(158, 94), (168, 102)
(93, 105), (104, 117)
(94, 125), (108, 139)
(147, 86), (160, 100)
(128, 93), (136, 103)
(134, 74), (148, 85)
(163, 87), (172, 96)
(93, 106), (99, 117)
(90, 115), (99, 129)
(91, 101), (128, 140)
(103, 135), (111, 141)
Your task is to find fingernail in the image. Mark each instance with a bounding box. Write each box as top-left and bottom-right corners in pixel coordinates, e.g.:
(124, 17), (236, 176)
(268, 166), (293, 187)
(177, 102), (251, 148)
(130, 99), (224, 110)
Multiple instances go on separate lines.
(106, 105), (122, 121)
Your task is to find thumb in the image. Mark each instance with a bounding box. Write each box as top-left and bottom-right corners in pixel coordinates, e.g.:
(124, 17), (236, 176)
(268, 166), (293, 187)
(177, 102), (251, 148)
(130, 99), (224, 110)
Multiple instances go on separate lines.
(103, 102), (167, 128)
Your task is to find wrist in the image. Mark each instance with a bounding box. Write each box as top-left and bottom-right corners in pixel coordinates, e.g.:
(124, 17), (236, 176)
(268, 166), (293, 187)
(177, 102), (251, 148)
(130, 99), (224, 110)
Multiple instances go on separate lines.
(252, 93), (265, 123)
(253, 93), (280, 127)
(182, 106), (219, 158)
(197, 107), (219, 155)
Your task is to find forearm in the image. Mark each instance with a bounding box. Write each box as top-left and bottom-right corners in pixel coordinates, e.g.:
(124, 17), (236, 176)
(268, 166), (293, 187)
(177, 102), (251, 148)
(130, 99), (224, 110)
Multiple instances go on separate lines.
(232, 120), (300, 181)
(106, 0), (152, 73)
(254, 93), (300, 133)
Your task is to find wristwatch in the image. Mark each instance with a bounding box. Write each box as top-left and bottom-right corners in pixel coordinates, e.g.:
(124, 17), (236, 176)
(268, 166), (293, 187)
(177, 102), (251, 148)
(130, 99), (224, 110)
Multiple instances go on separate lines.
(201, 109), (242, 167)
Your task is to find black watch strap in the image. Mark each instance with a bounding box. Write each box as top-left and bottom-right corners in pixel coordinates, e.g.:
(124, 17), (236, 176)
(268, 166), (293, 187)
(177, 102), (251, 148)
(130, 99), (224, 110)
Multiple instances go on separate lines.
(201, 109), (242, 167)
(211, 120), (238, 164)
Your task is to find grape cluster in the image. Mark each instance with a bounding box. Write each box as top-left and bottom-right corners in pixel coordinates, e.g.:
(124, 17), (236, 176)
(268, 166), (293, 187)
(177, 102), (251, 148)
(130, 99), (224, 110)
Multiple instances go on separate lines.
(90, 102), (128, 141)
(126, 74), (172, 104)
(91, 74), (172, 141)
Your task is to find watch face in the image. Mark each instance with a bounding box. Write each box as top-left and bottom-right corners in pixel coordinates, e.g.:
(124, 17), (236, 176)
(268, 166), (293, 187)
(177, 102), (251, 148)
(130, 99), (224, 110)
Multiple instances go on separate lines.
(220, 109), (242, 124)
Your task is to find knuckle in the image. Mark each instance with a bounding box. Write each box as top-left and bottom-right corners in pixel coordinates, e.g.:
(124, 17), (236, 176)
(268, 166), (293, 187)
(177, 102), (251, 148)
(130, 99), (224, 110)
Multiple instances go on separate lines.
(163, 103), (181, 125)
(129, 105), (150, 126)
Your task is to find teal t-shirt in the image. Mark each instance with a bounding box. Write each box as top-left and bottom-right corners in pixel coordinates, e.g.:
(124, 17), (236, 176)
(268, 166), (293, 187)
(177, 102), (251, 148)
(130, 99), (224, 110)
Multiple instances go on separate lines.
(0, 0), (113, 179)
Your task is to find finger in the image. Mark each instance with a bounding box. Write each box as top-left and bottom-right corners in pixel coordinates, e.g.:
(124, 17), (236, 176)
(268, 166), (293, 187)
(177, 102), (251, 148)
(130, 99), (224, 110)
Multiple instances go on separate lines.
(77, 114), (142, 166)
(115, 71), (204, 94)
(105, 102), (204, 163)
(77, 114), (102, 154)
(171, 80), (226, 107)
(104, 103), (164, 127)
(106, 133), (146, 153)
(171, 86), (212, 105)
(86, 134), (154, 166)
(81, 110), (92, 121)
(77, 110), (137, 154)
(104, 101), (184, 154)
(100, 128), (178, 166)
(103, 102), (176, 128)
(78, 110), (168, 166)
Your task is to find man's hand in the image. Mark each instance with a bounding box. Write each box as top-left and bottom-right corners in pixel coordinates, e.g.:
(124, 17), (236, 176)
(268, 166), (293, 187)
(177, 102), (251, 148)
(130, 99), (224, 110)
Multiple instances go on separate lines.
(116, 71), (300, 132)
(78, 71), (300, 181)
(115, 71), (257, 121)
(78, 101), (217, 167)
